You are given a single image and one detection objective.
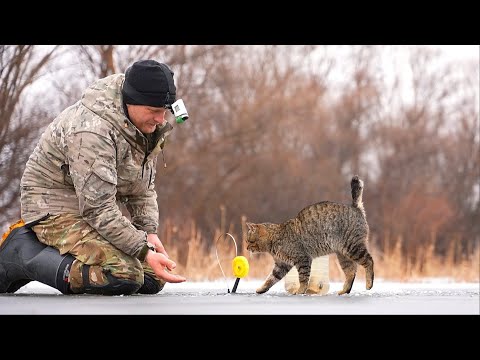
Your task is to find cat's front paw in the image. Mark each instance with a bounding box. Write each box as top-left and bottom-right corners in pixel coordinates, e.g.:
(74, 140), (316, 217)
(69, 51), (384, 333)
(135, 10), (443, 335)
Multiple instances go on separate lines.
(306, 282), (330, 295)
(256, 287), (268, 294)
(293, 285), (308, 295)
(285, 284), (299, 294)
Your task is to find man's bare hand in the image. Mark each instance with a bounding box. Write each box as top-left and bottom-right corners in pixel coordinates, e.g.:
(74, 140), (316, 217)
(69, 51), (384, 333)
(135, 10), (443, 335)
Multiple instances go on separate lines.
(147, 233), (169, 258)
(145, 250), (186, 283)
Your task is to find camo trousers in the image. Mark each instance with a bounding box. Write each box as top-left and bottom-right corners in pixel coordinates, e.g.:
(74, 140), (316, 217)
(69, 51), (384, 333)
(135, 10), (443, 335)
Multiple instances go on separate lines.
(31, 213), (162, 293)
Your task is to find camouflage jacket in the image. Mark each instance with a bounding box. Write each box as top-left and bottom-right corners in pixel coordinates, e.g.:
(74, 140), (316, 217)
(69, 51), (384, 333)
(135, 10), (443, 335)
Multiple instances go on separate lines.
(20, 74), (173, 261)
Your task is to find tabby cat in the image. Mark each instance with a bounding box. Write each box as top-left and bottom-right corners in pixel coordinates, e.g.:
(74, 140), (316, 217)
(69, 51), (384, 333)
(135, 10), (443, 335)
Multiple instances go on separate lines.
(246, 175), (374, 295)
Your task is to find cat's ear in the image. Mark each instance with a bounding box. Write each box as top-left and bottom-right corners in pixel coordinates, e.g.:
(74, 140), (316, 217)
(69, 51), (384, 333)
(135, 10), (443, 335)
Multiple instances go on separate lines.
(246, 222), (254, 231)
(258, 224), (268, 237)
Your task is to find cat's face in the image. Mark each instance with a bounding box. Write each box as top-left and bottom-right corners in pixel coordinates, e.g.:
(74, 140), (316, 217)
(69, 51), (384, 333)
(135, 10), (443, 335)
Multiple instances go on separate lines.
(245, 222), (270, 253)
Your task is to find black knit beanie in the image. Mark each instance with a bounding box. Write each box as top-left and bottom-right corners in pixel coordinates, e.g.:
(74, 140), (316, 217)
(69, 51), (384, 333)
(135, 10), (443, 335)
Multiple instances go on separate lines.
(122, 60), (176, 108)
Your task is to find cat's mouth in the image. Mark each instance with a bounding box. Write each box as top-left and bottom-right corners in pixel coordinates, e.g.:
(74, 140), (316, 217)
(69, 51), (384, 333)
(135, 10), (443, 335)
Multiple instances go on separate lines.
(246, 243), (257, 252)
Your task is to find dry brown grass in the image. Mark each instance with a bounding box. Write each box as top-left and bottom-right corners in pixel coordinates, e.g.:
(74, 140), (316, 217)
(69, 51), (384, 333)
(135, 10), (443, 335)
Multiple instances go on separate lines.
(161, 217), (479, 283)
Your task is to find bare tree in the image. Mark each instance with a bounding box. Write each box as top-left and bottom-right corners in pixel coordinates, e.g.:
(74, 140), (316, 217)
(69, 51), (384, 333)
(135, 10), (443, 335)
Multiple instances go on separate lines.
(371, 46), (478, 261)
(0, 45), (59, 230)
(3, 45), (477, 268)
(156, 45), (337, 240)
(75, 45), (117, 78)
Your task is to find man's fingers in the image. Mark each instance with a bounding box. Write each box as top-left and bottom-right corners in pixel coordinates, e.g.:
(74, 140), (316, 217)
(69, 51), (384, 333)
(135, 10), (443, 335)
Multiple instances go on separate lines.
(162, 272), (187, 283)
(166, 259), (176, 271)
(152, 253), (183, 281)
(159, 256), (177, 271)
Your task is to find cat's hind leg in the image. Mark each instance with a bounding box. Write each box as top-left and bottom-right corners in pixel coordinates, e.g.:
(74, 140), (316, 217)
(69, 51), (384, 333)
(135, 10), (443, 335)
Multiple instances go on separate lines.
(256, 261), (292, 294)
(336, 253), (357, 295)
(293, 258), (312, 294)
(355, 244), (374, 290)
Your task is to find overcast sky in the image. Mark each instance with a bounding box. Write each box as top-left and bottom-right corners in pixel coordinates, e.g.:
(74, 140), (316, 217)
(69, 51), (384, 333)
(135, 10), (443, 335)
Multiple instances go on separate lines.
(434, 45), (479, 61)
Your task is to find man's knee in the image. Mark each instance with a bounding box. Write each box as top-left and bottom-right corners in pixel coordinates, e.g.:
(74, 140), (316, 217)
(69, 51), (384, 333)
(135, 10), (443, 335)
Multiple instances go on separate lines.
(136, 273), (165, 294)
(79, 265), (142, 295)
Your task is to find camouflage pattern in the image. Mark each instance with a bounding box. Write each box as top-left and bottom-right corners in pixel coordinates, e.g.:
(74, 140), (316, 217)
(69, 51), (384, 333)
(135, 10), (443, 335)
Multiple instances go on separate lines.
(32, 213), (163, 292)
(20, 74), (173, 259)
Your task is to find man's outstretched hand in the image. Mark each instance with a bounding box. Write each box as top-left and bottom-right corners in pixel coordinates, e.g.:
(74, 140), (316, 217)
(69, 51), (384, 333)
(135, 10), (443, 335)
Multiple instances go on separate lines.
(145, 250), (187, 283)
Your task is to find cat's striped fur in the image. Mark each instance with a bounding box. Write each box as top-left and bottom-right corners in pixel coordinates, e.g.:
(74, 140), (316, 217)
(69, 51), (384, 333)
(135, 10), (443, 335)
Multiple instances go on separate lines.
(246, 175), (374, 295)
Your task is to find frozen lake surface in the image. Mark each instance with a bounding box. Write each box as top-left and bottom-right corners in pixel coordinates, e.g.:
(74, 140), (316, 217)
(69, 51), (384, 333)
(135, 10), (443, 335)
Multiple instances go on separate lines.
(0, 279), (478, 315)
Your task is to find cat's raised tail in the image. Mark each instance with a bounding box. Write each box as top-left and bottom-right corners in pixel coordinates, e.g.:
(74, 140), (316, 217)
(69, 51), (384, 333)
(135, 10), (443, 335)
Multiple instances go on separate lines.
(351, 175), (364, 211)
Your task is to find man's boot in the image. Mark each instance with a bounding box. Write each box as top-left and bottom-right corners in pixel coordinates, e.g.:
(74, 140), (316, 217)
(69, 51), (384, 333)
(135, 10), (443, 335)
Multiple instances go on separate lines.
(0, 225), (73, 294)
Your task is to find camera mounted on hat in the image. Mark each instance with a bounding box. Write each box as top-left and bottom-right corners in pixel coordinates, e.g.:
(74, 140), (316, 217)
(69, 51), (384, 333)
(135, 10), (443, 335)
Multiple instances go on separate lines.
(168, 98), (189, 123)
(122, 60), (189, 124)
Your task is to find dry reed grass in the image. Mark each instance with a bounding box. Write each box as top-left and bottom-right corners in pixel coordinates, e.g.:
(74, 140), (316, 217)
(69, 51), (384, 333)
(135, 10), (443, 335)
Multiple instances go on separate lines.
(161, 216), (479, 283)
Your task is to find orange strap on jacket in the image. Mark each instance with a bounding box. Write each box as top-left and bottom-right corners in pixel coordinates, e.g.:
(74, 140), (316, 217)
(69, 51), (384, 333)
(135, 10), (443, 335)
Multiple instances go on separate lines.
(1, 219), (26, 243)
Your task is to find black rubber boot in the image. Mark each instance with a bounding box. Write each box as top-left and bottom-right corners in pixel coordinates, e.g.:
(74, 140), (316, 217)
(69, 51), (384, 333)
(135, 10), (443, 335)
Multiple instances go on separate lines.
(0, 226), (74, 294)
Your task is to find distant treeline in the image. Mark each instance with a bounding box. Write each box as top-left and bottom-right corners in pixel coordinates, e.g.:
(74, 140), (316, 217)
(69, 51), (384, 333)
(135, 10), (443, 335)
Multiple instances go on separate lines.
(1, 45), (478, 270)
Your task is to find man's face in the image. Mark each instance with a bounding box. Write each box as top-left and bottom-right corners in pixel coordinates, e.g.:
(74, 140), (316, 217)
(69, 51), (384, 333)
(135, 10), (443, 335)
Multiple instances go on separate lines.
(126, 104), (170, 134)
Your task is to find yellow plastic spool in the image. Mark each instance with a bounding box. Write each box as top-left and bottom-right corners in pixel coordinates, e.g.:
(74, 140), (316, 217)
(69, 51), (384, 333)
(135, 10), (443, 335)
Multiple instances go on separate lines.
(232, 256), (249, 278)
(215, 233), (250, 293)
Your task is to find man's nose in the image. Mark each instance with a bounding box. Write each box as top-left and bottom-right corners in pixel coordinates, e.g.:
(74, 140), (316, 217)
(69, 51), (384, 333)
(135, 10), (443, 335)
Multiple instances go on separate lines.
(153, 113), (166, 123)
